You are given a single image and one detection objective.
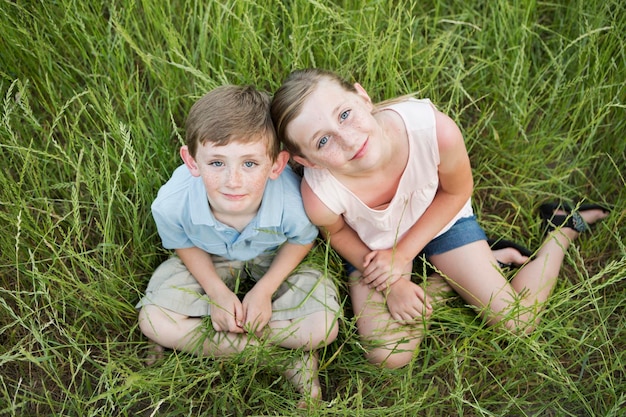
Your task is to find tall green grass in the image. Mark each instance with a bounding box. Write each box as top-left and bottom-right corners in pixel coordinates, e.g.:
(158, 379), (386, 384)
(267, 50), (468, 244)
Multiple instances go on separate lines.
(1, 0), (624, 415)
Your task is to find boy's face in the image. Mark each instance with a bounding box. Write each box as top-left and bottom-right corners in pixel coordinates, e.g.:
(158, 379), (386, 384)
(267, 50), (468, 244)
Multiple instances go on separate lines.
(181, 136), (288, 225)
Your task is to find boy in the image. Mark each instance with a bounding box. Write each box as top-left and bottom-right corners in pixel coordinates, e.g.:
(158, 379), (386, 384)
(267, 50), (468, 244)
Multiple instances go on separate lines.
(136, 85), (340, 402)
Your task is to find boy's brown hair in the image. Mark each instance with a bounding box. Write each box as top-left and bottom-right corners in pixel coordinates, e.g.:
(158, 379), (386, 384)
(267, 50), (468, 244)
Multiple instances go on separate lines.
(185, 85), (278, 159)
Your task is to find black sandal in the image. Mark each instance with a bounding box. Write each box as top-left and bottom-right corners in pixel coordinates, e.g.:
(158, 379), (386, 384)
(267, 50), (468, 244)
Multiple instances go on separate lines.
(487, 238), (533, 257)
(538, 201), (610, 235)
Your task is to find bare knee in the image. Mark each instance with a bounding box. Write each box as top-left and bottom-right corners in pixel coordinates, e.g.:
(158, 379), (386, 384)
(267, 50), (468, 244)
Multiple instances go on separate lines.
(138, 305), (162, 340)
(366, 348), (414, 369)
(358, 324), (422, 368)
(484, 308), (538, 335)
(302, 311), (340, 348)
(138, 304), (184, 343)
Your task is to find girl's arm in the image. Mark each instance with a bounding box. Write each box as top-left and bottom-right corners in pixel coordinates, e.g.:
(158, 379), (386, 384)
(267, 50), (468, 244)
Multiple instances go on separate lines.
(176, 246), (244, 333)
(362, 109), (474, 289)
(300, 179), (370, 271)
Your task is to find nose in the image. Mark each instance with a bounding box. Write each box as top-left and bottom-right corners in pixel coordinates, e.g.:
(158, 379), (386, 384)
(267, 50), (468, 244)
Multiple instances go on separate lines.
(337, 128), (359, 151)
(225, 166), (243, 188)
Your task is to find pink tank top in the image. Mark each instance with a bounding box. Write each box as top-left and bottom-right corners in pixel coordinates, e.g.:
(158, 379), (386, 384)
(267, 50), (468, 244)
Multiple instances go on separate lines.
(303, 98), (473, 251)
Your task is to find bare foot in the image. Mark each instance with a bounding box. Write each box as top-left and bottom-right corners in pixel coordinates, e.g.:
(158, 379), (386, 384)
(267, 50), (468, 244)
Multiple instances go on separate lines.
(283, 351), (321, 408)
(424, 273), (455, 304)
(552, 207), (610, 238)
(493, 247), (529, 267)
(576, 207), (610, 226)
(145, 342), (164, 366)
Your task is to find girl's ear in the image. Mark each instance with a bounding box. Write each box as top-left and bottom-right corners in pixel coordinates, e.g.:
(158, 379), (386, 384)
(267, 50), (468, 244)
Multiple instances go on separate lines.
(268, 150), (290, 179)
(180, 145), (201, 177)
(354, 83), (373, 107)
(292, 154), (317, 168)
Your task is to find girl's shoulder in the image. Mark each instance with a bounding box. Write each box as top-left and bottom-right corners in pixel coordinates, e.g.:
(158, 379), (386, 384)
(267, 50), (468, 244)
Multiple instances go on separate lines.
(379, 98), (436, 132)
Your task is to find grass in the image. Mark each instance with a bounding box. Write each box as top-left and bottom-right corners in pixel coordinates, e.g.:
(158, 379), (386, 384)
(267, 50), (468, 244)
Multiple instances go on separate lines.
(1, 0), (624, 415)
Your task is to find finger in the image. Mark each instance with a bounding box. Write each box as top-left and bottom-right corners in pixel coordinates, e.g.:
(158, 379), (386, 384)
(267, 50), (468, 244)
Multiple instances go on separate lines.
(233, 301), (245, 329)
(370, 274), (389, 289)
(412, 285), (431, 310)
(361, 271), (376, 285)
(363, 251), (377, 268)
(244, 313), (261, 333)
(365, 269), (386, 286)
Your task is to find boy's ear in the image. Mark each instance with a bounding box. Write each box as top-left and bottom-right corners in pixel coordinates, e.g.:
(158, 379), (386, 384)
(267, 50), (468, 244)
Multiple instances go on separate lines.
(269, 150), (290, 179)
(180, 146), (201, 177)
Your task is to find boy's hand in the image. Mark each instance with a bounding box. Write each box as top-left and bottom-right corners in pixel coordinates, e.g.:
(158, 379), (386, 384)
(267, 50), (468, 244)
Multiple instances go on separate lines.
(362, 249), (411, 291)
(241, 285), (273, 335)
(385, 280), (432, 324)
(210, 287), (244, 333)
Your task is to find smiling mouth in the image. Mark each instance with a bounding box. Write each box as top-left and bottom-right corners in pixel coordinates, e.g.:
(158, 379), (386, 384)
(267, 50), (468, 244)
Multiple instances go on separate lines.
(223, 193), (246, 200)
(350, 139), (368, 160)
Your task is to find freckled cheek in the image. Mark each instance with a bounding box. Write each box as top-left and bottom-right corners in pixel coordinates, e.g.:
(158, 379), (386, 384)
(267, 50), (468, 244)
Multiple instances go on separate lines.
(201, 172), (224, 193)
(247, 175), (267, 192)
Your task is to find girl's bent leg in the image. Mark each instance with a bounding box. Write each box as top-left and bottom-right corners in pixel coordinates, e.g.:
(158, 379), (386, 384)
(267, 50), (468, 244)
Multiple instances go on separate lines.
(431, 240), (533, 330)
(349, 275), (426, 368)
(431, 205), (609, 333)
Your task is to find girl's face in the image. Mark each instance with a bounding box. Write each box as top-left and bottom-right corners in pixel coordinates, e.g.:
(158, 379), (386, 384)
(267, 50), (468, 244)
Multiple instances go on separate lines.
(286, 79), (382, 174)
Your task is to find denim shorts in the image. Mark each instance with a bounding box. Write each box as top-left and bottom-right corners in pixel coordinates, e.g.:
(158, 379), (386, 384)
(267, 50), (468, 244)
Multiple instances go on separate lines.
(344, 215), (487, 275)
(421, 215), (487, 257)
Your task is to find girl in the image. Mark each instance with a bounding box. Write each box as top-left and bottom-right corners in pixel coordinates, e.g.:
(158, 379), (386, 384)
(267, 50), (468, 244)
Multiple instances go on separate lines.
(270, 68), (609, 368)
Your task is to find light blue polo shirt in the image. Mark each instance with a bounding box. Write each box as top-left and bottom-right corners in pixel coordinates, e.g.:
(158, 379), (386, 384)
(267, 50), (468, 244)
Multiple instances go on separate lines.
(151, 164), (319, 261)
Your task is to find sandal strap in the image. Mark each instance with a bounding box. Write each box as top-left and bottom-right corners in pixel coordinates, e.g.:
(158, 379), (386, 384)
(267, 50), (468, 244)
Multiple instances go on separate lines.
(563, 211), (588, 233)
(539, 202), (591, 234)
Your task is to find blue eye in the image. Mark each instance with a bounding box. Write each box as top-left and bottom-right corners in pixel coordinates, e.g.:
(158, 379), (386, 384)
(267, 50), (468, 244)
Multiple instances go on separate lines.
(244, 161), (257, 168)
(210, 161), (224, 167)
(318, 136), (329, 149)
(340, 110), (350, 121)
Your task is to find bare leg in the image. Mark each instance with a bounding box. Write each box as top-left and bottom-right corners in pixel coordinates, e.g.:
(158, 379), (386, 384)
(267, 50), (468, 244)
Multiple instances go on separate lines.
(349, 270), (426, 368)
(492, 247), (529, 266)
(508, 207), (609, 328)
(144, 342), (164, 366)
(139, 305), (338, 403)
(138, 305), (252, 357)
(265, 311), (338, 402)
(432, 207), (609, 332)
(283, 351), (321, 408)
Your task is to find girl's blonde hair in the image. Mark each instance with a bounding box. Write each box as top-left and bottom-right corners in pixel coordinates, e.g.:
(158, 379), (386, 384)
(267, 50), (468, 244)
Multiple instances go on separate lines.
(270, 68), (415, 157)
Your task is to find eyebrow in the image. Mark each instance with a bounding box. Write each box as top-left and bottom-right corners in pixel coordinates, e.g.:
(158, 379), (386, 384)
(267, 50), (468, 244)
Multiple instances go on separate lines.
(306, 102), (343, 146)
(206, 150), (267, 160)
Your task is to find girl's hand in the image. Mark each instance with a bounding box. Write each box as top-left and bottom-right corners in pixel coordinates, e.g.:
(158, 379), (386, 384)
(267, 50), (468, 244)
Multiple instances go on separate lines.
(242, 285), (273, 335)
(209, 287), (244, 333)
(385, 280), (432, 323)
(362, 249), (410, 291)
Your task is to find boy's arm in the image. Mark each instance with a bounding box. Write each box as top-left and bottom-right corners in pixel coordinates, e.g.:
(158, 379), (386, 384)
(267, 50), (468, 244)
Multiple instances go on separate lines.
(176, 246), (245, 333)
(242, 240), (314, 332)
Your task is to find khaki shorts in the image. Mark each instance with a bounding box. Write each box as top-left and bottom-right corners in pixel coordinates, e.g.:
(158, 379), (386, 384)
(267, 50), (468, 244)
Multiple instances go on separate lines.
(136, 255), (341, 321)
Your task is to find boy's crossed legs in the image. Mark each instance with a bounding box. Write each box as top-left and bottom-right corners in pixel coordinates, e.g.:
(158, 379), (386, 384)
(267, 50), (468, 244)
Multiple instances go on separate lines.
(139, 305), (337, 402)
(137, 256), (340, 404)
